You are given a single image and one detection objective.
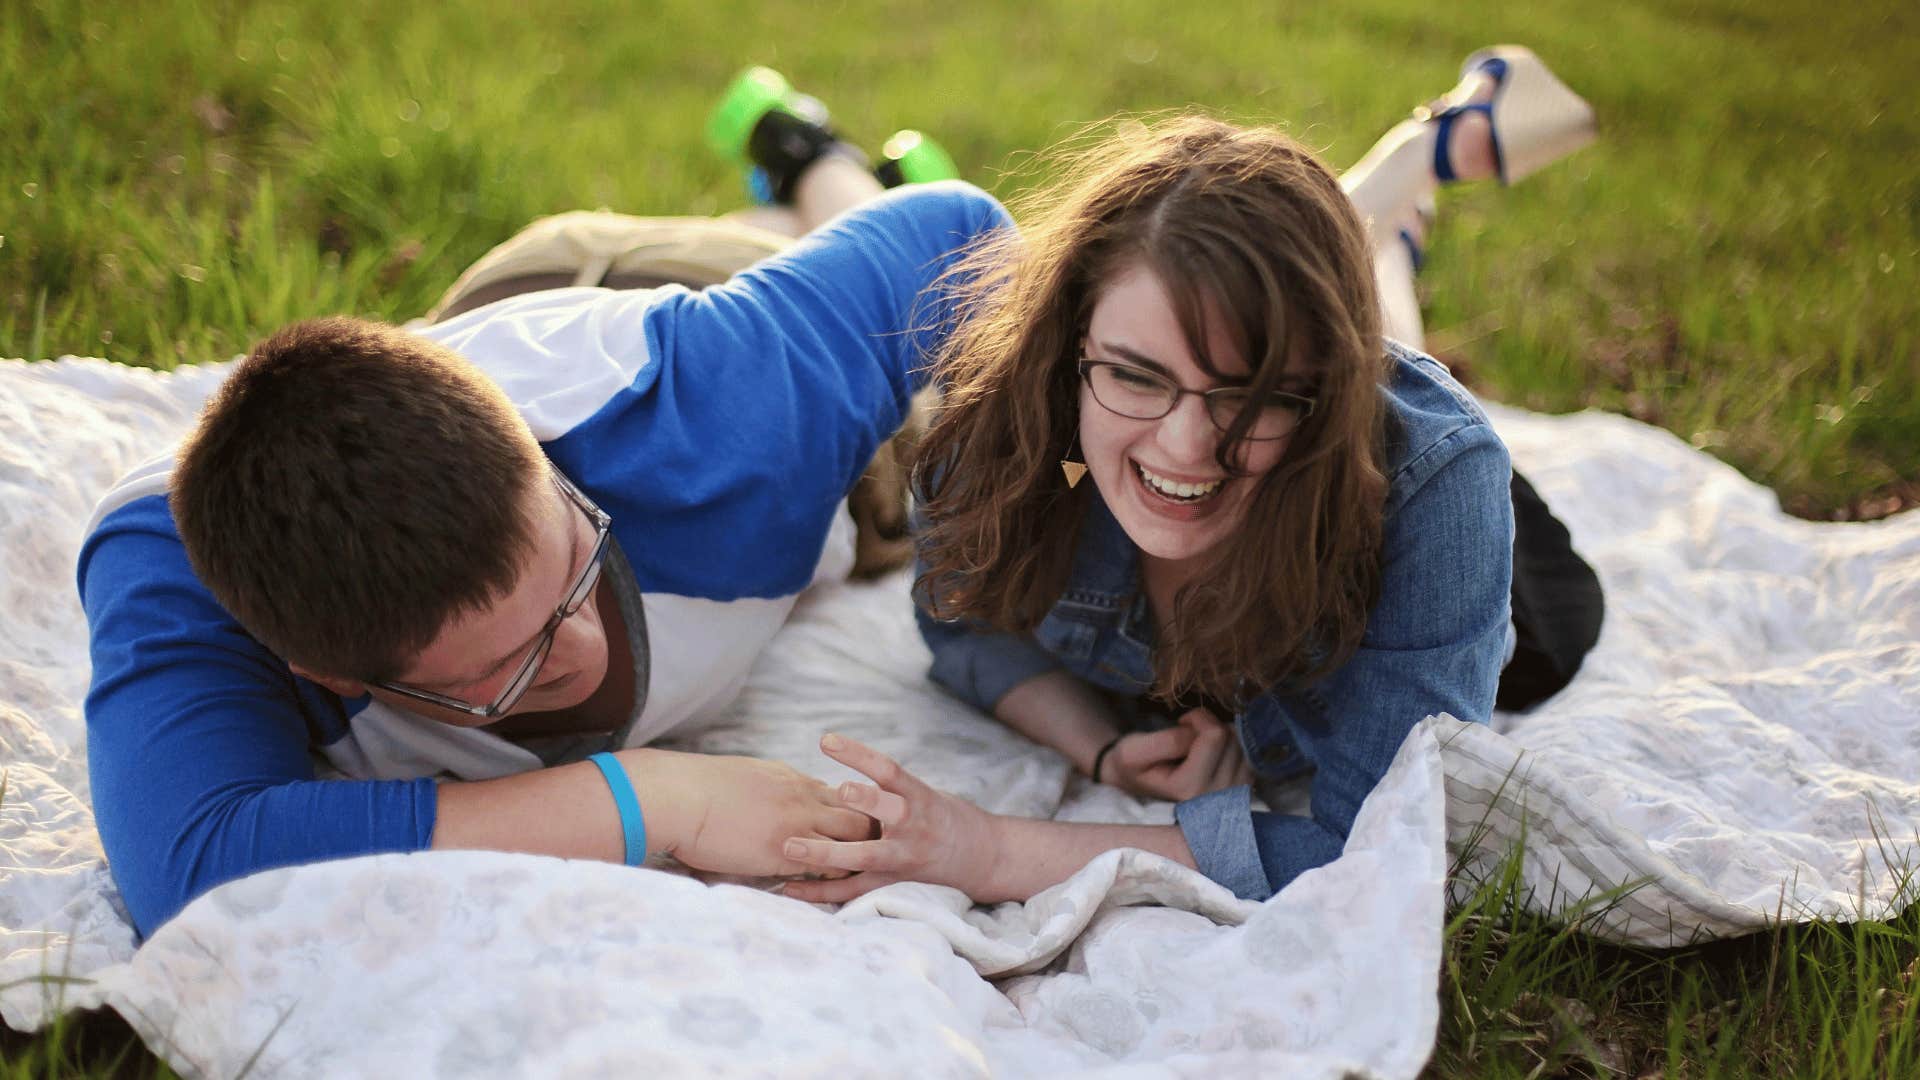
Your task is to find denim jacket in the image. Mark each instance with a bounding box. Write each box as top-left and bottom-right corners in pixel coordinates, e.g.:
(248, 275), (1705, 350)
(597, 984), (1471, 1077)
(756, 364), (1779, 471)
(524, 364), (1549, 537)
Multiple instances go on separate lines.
(916, 340), (1515, 901)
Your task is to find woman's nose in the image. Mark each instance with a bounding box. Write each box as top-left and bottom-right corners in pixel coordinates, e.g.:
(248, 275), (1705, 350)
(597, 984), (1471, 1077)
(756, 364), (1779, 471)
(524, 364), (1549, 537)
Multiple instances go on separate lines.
(1155, 392), (1219, 465)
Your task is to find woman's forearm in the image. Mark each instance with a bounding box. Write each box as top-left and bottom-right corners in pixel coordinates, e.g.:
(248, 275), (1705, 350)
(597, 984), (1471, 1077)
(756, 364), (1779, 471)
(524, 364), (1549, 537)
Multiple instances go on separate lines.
(994, 670), (1126, 774)
(980, 816), (1196, 903)
(781, 735), (1203, 907)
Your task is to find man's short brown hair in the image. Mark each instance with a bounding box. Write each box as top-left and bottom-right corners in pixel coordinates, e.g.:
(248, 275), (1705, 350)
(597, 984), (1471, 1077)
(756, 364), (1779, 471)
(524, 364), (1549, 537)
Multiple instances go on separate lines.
(171, 316), (548, 680)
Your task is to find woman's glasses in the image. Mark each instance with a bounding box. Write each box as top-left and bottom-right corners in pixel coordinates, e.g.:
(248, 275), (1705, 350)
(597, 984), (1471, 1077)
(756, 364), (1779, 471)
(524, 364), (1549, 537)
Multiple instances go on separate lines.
(1078, 359), (1315, 442)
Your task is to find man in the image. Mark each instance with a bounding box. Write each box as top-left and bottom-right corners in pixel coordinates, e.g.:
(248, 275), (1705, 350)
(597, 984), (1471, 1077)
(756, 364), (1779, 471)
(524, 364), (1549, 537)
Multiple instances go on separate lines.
(78, 113), (1012, 937)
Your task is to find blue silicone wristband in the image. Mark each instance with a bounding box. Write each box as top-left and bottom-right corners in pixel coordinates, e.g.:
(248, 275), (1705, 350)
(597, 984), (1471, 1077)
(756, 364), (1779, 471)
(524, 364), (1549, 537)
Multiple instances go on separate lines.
(588, 752), (647, 867)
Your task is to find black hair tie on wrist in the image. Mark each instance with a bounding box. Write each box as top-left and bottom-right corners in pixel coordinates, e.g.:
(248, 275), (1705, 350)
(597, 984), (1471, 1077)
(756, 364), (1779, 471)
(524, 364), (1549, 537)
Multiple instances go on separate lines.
(1091, 735), (1124, 785)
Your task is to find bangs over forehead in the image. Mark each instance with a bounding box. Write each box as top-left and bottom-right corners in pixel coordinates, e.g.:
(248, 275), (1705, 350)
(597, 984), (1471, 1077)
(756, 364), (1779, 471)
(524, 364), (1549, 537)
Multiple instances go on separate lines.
(1084, 173), (1334, 465)
(1147, 227), (1315, 391)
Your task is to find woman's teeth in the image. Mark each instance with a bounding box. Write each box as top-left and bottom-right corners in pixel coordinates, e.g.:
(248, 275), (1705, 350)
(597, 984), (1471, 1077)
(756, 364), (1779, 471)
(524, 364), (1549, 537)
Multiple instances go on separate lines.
(1135, 462), (1222, 502)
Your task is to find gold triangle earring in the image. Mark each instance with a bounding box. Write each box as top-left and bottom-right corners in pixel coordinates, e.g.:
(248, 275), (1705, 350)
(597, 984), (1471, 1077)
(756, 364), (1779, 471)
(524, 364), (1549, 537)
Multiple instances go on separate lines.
(1060, 432), (1088, 488)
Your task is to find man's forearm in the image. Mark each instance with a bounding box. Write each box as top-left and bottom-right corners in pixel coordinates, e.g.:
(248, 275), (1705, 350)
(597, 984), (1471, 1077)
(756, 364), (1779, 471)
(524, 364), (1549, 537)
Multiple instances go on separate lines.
(995, 670), (1126, 775)
(979, 816), (1196, 903)
(429, 748), (691, 861)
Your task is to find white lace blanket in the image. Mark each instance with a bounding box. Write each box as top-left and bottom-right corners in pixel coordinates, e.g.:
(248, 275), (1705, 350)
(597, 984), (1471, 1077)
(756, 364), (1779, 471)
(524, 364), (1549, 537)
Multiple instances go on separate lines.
(1, 356), (1915, 1078)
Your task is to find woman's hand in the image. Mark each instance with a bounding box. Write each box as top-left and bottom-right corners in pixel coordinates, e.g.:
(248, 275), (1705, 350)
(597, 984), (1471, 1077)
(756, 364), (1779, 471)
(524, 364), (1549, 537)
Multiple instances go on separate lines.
(1098, 707), (1254, 801)
(778, 734), (1005, 904)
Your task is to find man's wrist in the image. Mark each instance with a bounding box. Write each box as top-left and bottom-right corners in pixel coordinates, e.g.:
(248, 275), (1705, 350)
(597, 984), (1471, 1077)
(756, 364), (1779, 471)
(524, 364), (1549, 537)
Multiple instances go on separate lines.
(611, 748), (688, 858)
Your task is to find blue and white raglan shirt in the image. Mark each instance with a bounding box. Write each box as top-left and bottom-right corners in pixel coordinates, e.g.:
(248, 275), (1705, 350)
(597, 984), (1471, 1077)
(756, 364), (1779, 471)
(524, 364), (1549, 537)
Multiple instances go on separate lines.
(77, 182), (1013, 938)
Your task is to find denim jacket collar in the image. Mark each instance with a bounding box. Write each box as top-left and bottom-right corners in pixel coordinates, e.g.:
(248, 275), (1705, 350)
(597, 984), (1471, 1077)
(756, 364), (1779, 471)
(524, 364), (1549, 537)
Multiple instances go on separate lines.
(1061, 488), (1138, 605)
(1056, 487), (1163, 648)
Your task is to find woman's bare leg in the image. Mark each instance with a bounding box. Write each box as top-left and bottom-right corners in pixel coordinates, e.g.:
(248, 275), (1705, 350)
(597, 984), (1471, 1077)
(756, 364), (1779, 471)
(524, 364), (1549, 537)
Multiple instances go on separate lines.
(1340, 71), (1498, 228)
(1341, 70), (1499, 347)
(1373, 208), (1428, 348)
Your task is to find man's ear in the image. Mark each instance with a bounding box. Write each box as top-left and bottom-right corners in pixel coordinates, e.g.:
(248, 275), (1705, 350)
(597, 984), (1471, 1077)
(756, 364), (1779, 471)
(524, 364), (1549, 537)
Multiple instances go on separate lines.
(287, 662), (369, 699)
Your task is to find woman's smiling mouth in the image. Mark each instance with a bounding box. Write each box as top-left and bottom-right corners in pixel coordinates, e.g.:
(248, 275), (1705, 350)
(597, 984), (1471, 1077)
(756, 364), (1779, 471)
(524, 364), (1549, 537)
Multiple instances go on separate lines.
(1134, 460), (1224, 502)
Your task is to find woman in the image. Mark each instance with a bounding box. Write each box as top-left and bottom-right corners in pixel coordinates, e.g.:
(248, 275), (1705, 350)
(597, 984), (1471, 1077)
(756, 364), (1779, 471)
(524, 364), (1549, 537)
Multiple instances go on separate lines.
(774, 47), (1605, 905)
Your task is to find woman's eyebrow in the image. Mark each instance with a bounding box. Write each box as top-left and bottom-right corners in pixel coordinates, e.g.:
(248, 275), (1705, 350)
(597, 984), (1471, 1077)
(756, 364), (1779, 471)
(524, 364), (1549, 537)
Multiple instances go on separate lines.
(1094, 342), (1177, 378)
(1095, 340), (1270, 388)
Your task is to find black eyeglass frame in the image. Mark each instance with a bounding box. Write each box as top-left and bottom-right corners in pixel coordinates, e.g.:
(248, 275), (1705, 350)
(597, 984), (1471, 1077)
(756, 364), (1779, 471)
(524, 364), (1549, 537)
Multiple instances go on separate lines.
(1076, 358), (1316, 441)
(372, 469), (613, 719)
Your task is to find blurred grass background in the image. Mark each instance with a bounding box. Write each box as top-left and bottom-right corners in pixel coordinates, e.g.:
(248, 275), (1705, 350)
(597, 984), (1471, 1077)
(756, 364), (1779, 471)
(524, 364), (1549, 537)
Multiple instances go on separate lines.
(4, 3), (1919, 1074)
(2, 0), (1915, 518)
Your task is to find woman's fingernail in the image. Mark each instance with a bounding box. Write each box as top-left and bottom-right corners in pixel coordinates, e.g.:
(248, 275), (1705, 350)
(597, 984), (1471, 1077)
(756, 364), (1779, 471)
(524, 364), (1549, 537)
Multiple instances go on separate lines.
(821, 733), (843, 751)
(839, 782), (860, 802)
(784, 840), (807, 858)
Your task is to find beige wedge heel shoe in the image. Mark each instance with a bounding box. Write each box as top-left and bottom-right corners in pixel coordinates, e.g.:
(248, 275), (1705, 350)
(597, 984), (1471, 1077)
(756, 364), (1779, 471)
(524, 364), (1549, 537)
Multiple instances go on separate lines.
(1415, 45), (1598, 185)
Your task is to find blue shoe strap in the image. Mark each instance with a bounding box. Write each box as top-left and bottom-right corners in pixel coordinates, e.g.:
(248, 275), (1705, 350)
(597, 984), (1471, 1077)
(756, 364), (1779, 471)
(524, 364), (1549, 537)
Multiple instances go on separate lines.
(1398, 227), (1426, 273)
(1431, 103), (1490, 183)
(1477, 57), (1510, 182)
(1433, 56), (1512, 184)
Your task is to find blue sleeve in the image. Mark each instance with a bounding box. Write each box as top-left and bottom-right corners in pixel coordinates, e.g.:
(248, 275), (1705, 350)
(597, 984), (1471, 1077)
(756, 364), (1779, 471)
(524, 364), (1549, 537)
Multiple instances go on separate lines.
(79, 496), (438, 938)
(605, 181), (1014, 600)
(1177, 426), (1514, 900)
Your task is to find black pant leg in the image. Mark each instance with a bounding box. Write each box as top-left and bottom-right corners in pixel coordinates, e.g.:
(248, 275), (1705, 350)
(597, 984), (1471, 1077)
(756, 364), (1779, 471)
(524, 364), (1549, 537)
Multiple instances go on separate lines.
(1497, 470), (1605, 710)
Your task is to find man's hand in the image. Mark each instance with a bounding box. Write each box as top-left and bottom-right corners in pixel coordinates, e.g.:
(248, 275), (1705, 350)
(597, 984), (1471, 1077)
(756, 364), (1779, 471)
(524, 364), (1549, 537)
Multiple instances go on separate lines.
(1099, 707), (1254, 802)
(777, 734), (1005, 904)
(629, 748), (875, 878)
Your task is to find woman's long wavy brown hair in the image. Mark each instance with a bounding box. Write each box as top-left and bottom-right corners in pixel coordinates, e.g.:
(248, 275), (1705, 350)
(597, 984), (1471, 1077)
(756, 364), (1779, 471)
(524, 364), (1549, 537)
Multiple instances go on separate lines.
(914, 115), (1391, 703)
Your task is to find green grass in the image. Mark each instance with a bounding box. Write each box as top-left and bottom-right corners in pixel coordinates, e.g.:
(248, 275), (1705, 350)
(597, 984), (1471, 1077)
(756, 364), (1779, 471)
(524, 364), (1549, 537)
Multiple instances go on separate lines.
(3, 0), (1914, 515)
(1432, 859), (1920, 1078)
(4, 0), (1918, 1073)
(0, 1006), (179, 1080)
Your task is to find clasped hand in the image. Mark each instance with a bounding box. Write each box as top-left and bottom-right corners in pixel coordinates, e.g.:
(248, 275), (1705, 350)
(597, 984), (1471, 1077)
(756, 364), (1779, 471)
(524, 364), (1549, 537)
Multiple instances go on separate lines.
(661, 716), (1245, 903)
(643, 749), (874, 879)
(1097, 707), (1255, 801)
(778, 733), (1003, 904)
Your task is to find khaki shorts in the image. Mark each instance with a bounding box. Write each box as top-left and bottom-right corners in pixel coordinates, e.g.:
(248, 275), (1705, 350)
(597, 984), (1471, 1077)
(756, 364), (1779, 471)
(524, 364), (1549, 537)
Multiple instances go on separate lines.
(426, 211), (927, 580)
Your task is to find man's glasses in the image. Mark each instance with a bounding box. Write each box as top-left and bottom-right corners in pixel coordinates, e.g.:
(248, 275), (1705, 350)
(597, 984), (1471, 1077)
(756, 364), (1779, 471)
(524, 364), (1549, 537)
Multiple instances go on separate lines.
(1078, 359), (1315, 442)
(374, 470), (613, 720)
